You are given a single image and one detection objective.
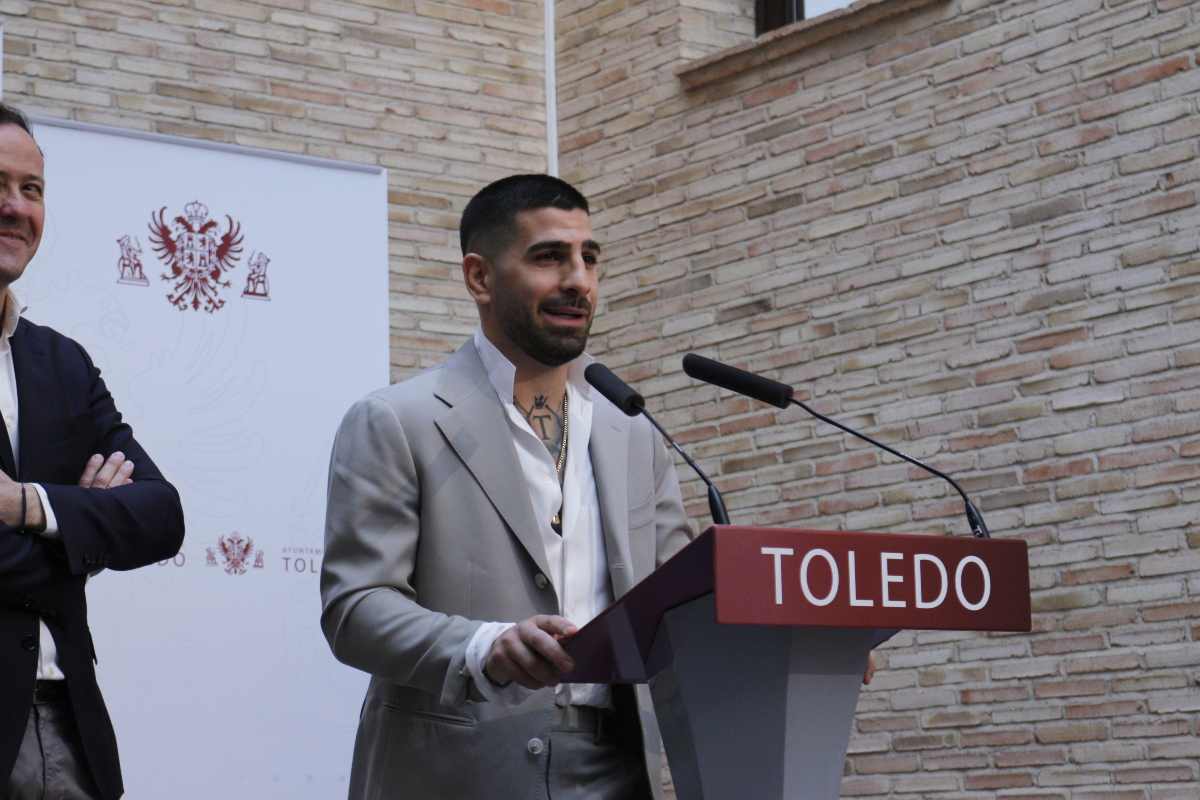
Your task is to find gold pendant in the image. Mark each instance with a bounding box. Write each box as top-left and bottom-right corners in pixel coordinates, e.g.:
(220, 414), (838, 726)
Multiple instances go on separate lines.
(551, 513), (561, 526)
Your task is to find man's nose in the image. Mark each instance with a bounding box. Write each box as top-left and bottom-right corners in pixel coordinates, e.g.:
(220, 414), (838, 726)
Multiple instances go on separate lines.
(0, 187), (27, 219)
(560, 251), (591, 292)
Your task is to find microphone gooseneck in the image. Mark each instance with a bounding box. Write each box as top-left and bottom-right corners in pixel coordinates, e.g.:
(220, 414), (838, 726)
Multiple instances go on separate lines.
(785, 395), (990, 538)
(585, 363), (730, 526)
(682, 354), (991, 538)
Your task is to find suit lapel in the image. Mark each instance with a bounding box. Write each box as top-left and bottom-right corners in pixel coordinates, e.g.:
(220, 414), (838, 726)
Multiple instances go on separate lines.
(589, 400), (635, 597)
(433, 343), (552, 582)
(9, 320), (47, 480)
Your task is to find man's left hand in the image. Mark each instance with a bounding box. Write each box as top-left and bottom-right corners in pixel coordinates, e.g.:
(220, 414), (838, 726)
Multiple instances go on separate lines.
(78, 452), (134, 489)
(863, 652), (877, 685)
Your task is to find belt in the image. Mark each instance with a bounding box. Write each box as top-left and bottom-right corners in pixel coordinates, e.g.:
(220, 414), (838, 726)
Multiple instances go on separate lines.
(553, 704), (617, 740)
(33, 680), (69, 704)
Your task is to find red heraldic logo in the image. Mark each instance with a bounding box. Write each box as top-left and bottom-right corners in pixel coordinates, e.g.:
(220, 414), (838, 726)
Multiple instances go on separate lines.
(207, 533), (265, 576)
(149, 200), (244, 313)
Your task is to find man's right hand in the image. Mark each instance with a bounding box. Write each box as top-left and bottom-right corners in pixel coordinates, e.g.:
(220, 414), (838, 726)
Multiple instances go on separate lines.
(78, 452), (134, 489)
(483, 615), (579, 690)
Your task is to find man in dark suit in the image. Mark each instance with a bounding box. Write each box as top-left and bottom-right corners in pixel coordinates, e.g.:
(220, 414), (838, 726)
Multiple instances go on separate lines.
(0, 104), (185, 799)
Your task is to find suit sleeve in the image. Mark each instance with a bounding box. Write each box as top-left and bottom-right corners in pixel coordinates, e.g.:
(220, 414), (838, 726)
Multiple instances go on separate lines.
(0, 524), (82, 613)
(320, 395), (482, 707)
(39, 343), (185, 576)
(651, 426), (695, 568)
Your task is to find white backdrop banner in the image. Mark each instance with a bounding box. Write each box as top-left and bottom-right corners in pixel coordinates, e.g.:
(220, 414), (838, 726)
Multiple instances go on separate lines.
(22, 120), (388, 798)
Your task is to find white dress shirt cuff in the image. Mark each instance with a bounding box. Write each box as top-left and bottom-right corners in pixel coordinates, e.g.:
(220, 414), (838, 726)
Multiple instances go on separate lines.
(31, 483), (59, 539)
(465, 621), (536, 706)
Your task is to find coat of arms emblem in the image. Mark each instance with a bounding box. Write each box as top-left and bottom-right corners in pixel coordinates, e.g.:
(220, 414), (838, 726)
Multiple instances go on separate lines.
(206, 533), (265, 575)
(148, 200), (244, 313)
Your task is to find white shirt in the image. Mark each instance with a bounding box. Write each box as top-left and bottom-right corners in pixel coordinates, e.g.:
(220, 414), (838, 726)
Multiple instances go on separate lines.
(464, 329), (613, 708)
(0, 289), (64, 680)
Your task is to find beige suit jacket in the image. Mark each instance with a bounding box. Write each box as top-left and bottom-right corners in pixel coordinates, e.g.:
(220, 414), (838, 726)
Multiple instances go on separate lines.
(320, 340), (694, 799)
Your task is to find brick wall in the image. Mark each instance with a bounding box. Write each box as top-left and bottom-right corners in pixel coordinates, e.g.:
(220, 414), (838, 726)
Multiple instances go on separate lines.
(5, 0), (1197, 795)
(1, 0), (548, 379)
(560, 0), (1200, 796)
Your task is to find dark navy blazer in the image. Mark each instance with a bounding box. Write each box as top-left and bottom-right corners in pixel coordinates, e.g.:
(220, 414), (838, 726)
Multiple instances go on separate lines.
(0, 316), (185, 800)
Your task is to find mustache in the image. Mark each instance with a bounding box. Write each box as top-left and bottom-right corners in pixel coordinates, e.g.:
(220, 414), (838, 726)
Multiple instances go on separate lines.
(540, 296), (592, 314)
(0, 217), (30, 238)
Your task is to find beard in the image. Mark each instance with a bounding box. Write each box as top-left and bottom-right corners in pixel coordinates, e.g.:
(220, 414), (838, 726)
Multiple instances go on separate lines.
(497, 294), (592, 367)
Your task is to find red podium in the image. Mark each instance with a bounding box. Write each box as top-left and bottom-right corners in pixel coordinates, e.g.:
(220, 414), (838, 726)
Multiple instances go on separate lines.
(561, 527), (1031, 800)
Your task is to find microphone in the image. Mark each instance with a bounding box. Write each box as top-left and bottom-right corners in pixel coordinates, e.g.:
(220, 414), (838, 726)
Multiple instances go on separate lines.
(682, 353), (793, 409)
(584, 363), (730, 526)
(681, 353), (991, 538)
(582, 362), (644, 415)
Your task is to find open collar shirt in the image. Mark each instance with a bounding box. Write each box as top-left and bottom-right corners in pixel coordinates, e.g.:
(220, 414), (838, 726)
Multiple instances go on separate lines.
(0, 289), (65, 681)
(464, 329), (613, 709)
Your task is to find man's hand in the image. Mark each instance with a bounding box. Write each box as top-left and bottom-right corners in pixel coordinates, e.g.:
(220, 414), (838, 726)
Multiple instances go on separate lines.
(483, 615), (578, 690)
(863, 652), (877, 685)
(78, 452), (134, 489)
(0, 470), (29, 528)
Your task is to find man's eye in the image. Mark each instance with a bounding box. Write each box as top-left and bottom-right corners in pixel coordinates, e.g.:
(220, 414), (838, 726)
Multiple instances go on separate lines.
(23, 184), (43, 199)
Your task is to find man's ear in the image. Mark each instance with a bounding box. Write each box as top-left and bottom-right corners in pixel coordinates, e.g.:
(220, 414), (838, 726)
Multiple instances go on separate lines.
(463, 253), (491, 305)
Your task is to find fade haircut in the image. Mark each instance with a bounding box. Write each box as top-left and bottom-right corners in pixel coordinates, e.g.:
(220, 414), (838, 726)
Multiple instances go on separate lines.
(0, 103), (36, 141)
(459, 174), (589, 261)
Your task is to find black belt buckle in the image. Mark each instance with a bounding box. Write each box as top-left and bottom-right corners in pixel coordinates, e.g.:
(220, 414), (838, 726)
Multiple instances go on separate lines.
(33, 680), (68, 704)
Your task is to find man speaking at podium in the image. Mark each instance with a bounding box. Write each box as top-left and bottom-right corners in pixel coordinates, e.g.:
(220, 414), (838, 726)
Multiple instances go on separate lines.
(321, 174), (693, 798)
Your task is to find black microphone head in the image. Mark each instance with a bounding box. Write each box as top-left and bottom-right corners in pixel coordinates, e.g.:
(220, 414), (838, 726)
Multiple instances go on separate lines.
(584, 363), (645, 416)
(682, 353), (793, 409)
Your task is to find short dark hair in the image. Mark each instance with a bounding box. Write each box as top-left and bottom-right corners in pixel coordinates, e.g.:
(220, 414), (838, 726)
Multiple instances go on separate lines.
(0, 103), (36, 141)
(459, 174), (589, 259)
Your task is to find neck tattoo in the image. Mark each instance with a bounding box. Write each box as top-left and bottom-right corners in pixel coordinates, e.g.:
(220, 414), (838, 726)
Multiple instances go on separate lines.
(516, 393), (564, 458)
(515, 390), (569, 535)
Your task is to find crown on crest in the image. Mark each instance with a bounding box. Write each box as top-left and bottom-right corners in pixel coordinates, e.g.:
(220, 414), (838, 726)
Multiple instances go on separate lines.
(184, 200), (209, 227)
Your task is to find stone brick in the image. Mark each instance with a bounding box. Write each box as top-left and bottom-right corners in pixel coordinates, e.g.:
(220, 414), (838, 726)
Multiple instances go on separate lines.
(1066, 700), (1145, 720)
(1110, 54), (1193, 94)
(1015, 327), (1090, 354)
(963, 771), (1035, 790)
(1117, 191), (1196, 224)
(1034, 679), (1108, 699)
(1036, 721), (1109, 744)
(1062, 563), (1137, 585)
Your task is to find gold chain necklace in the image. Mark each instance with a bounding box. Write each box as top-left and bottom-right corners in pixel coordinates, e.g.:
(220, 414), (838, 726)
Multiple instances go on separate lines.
(551, 390), (568, 533)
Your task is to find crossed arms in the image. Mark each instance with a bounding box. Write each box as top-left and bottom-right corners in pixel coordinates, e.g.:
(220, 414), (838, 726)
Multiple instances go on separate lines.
(0, 341), (184, 615)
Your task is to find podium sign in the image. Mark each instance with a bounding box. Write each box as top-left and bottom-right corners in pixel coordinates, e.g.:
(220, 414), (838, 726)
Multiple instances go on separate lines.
(561, 527), (1031, 799)
(715, 528), (1030, 632)
(562, 527), (1030, 683)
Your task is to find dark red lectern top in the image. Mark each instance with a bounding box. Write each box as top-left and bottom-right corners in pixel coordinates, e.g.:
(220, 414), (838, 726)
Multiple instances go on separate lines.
(560, 526), (1030, 684)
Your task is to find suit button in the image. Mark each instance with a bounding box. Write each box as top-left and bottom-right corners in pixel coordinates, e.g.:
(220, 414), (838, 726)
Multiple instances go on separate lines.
(21, 635), (37, 652)
(534, 574), (549, 590)
(526, 738), (544, 756)
(21, 596), (33, 610)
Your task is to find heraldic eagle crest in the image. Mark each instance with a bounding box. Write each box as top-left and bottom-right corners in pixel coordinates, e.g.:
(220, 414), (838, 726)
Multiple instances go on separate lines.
(216, 533), (256, 576)
(148, 200), (244, 313)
